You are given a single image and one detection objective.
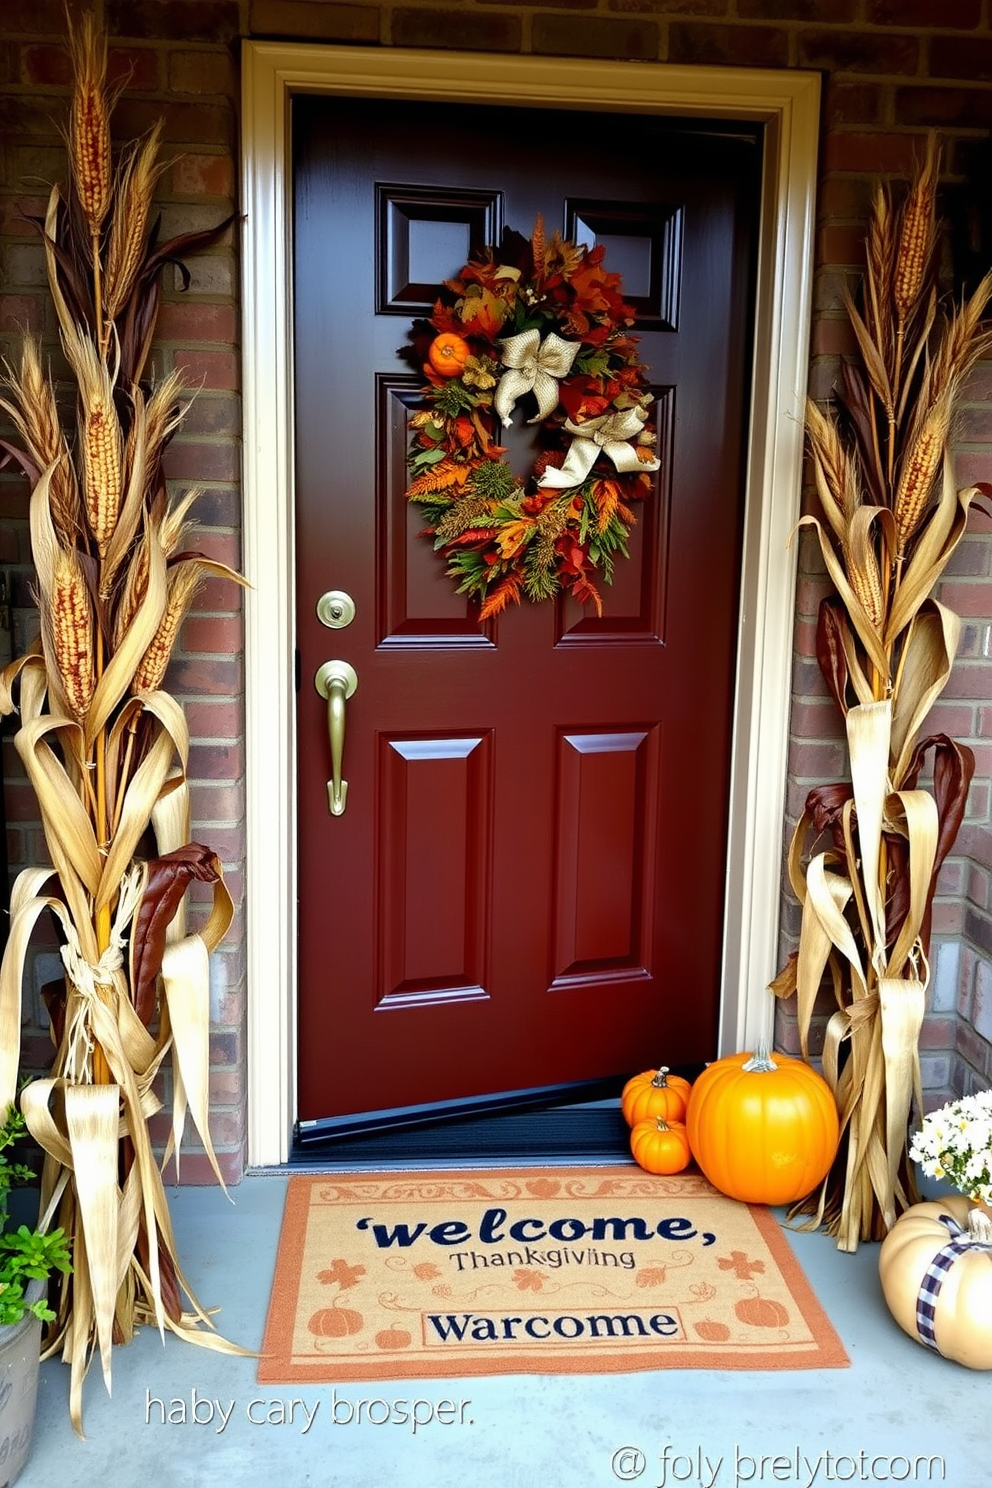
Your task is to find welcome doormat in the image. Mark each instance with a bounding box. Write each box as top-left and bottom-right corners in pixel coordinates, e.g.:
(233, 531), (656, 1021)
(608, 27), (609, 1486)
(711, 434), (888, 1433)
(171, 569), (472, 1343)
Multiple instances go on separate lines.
(258, 1168), (849, 1380)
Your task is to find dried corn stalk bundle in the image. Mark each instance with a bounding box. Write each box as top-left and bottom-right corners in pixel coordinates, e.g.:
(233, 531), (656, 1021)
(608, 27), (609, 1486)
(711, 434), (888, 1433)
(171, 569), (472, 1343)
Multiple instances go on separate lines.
(0, 14), (245, 1430)
(772, 134), (992, 1251)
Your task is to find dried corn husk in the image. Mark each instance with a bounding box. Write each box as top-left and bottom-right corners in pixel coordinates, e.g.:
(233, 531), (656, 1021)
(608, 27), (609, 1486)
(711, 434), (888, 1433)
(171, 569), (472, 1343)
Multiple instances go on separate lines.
(0, 13), (248, 1434)
(777, 138), (988, 1249)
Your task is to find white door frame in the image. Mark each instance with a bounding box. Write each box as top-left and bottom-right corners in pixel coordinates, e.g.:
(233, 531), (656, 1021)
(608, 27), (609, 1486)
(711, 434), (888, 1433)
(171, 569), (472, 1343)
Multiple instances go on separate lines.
(239, 43), (821, 1167)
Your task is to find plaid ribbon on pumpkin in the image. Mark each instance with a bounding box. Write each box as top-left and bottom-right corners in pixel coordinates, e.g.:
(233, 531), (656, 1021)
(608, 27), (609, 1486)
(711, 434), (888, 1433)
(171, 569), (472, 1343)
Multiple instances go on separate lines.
(915, 1211), (992, 1350)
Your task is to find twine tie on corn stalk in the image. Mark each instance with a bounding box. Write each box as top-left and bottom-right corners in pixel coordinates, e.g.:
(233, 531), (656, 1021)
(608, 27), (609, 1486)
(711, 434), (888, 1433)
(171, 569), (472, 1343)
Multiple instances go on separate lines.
(58, 867), (142, 1086)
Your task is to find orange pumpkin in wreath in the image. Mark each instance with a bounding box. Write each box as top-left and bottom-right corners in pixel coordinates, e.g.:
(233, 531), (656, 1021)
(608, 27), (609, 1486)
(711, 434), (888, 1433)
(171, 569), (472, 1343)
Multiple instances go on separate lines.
(428, 333), (471, 378)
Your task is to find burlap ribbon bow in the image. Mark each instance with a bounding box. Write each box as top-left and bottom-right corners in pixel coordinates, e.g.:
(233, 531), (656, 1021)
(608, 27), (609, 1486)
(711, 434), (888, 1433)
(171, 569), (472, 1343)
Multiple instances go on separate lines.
(538, 405), (661, 491)
(494, 329), (581, 427)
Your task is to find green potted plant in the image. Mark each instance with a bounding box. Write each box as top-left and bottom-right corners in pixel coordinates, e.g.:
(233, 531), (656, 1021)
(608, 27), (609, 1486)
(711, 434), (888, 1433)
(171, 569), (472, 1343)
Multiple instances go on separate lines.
(0, 1101), (71, 1482)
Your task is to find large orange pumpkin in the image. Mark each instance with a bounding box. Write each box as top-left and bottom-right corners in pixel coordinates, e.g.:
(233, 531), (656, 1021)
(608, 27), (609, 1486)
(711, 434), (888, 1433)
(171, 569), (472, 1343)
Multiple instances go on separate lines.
(621, 1065), (692, 1127)
(630, 1117), (692, 1176)
(685, 1040), (839, 1206)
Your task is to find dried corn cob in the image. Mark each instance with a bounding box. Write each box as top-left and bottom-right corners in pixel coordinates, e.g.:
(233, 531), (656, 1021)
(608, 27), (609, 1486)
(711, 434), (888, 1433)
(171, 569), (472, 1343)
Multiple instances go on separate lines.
(50, 548), (96, 722)
(844, 536), (885, 629)
(133, 562), (200, 693)
(893, 405), (947, 551)
(68, 15), (112, 238)
(81, 395), (123, 553)
(893, 136), (938, 322)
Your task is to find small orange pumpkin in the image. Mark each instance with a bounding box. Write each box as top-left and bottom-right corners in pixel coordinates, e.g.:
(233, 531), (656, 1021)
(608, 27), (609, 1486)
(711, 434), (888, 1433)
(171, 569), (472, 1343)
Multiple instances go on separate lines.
(630, 1117), (692, 1176)
(621, 1066), (692, 1127)
(428, 333), (470, 377)
(685, 1039), (839, 1206)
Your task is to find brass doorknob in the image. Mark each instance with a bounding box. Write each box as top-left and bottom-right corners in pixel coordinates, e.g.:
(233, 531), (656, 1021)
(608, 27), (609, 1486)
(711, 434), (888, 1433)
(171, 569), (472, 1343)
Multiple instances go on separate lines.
(314, 660), (358, 815)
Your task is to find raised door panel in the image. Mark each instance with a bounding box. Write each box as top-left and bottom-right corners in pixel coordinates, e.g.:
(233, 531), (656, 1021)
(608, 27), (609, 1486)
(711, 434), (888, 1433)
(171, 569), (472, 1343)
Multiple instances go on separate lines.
(551, 727), (658, 985)
(377, 733), (492, 1005)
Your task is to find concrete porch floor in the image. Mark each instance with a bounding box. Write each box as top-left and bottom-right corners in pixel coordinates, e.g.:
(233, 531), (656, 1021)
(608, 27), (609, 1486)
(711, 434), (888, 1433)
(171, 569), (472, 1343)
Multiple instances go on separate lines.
(17, 1170), (989, 1488)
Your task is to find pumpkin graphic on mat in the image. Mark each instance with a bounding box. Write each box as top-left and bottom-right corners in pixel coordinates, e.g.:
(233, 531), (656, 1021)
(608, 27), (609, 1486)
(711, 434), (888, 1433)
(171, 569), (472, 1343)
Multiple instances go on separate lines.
(308, 1301), (364, 1340)
(734, 1293), (789, 1329)
(375, 1326), (413, 1350)
(693, 1318), (731, 1343)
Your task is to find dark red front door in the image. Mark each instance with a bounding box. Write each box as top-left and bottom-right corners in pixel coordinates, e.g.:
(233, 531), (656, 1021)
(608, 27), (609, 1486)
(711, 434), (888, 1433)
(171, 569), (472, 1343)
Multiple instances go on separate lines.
(292, 98), (760, 1128)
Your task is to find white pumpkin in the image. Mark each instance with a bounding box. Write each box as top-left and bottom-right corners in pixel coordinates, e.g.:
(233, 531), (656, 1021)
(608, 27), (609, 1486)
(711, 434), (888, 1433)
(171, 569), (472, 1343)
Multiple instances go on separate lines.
(879, 1195), (992, 1370)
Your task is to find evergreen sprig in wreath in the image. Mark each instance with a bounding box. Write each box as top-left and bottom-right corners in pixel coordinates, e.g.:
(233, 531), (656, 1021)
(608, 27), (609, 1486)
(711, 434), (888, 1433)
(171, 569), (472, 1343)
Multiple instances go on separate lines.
(402, 220), (661, 621)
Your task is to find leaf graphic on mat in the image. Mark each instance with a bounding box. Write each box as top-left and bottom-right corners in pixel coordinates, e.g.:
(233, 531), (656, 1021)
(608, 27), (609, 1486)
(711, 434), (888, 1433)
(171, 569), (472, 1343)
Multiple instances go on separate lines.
(413, 1262), (442, 1281)
(636, 1265), (667, 1287)
(318, 1258), (366, 1290)
(717, 1250), (765, 1280)
(513, 1268), (547, 1291)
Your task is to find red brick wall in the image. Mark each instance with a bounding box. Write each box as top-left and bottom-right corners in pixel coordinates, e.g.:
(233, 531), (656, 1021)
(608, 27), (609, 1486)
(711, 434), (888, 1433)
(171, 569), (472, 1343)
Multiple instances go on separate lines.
(2, 0), (991, 1175)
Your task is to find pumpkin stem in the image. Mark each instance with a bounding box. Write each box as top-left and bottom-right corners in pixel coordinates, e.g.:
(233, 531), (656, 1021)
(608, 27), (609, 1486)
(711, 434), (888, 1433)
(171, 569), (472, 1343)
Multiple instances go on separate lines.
(741, 1038), (778, 1074)
(967, 1208), (992, 1244)
(651, 1066), (672, 1087)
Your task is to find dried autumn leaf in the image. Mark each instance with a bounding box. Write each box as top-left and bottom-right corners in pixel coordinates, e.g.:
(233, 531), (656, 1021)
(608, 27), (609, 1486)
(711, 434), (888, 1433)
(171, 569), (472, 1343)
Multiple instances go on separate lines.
(128, 844), (228, 1026)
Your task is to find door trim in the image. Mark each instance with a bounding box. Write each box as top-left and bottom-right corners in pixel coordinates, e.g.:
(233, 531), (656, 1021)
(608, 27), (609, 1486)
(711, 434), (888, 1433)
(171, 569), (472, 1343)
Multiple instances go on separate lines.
(240, 43), (821, 1167)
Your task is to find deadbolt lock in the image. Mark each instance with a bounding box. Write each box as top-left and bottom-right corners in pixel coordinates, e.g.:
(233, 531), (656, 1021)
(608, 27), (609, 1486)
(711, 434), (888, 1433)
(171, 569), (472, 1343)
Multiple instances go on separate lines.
(316, 590), (356, 629)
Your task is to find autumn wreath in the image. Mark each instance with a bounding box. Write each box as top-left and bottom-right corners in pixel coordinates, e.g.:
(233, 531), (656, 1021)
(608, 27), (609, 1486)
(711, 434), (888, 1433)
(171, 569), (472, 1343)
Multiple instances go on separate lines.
(403, 220), (661, 621)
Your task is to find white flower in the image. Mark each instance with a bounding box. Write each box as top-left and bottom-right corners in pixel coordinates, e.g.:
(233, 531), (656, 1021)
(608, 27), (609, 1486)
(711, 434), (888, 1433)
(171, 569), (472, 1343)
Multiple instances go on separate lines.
(910, 1090), (992, 1200)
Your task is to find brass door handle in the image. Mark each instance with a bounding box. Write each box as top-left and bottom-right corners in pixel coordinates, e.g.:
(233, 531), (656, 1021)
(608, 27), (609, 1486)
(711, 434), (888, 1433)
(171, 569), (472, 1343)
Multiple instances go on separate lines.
(314, 660), (358, 815)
